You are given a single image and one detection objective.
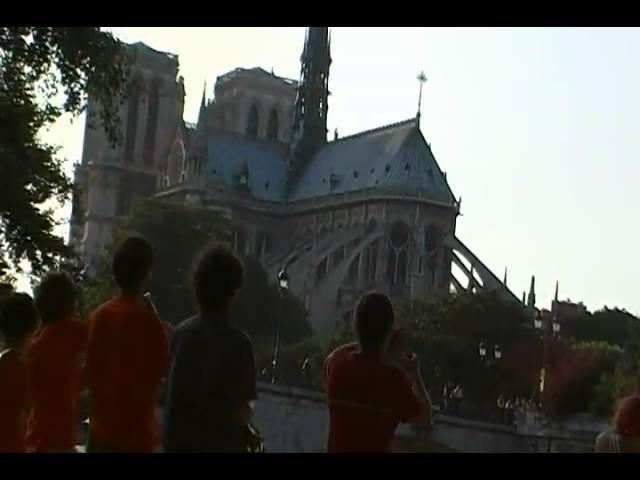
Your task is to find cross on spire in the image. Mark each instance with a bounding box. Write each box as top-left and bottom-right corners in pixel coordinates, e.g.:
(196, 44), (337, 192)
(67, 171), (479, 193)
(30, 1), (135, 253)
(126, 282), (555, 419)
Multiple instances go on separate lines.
(416, 71), (427, 121)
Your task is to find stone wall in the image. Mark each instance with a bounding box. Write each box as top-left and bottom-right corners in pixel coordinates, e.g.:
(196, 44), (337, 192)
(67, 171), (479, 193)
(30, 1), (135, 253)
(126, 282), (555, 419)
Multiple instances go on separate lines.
(253, 383), (597, 453)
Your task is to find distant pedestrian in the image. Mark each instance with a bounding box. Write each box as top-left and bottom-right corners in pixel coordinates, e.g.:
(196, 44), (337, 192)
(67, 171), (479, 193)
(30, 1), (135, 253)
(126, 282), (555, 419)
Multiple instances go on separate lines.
(595, 395), (640, 453)
(0, 293), (39, 453)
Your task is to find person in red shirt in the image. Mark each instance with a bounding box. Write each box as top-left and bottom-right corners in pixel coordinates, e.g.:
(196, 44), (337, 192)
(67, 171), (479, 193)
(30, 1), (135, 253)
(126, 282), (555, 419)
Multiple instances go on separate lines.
(324, 292), (432, 453)
(0, 293), (39, 453)
(27, 272), (88, 453)
(86, 236), (168, 453)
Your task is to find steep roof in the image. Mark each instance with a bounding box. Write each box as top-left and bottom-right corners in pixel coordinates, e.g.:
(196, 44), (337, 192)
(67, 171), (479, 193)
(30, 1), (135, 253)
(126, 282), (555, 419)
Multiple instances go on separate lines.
(205, 132), (288, 203)
(288, 118), (456, 205)
(216, 67), (298, 87)
(201, 118), (456, 207)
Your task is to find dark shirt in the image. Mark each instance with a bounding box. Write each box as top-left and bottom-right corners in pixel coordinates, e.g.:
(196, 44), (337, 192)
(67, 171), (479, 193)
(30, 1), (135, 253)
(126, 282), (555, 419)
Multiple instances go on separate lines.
(163, 315), (257, 452)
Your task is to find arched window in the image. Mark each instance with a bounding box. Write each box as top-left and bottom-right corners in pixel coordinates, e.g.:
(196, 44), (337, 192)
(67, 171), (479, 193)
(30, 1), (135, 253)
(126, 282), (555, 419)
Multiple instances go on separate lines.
(386, 221), (410, 286)
(246, 103), (259, 138)
(267, 109), (279, 141)
(143, 77), (161, 166)
(425, 224), (443, 276)
(363, 240), (378, 284)
(346, 254), (360, 285)
(125, 75), (143, 164)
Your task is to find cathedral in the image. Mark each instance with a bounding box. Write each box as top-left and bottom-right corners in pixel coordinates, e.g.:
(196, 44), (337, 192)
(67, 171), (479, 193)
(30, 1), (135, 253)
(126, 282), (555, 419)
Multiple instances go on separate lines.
(70, 27), (520, 334)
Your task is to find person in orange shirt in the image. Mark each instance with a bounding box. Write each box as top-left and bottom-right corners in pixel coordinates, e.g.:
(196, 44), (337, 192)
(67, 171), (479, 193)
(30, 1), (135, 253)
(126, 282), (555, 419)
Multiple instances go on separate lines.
(87, 236), (169, 453)
(27, 272), (88, 453)
(0, 293), (39, 453)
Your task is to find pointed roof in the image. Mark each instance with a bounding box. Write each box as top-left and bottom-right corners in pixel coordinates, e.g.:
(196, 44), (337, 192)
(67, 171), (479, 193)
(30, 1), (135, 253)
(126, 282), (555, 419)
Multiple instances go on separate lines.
(288, 118), (456, 205)
(197, 81), (207, 127)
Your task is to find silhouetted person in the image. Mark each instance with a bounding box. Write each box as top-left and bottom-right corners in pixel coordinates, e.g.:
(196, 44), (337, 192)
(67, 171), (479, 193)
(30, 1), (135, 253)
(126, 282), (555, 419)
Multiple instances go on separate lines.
(86, 236), (168, 452)
(595, 394), (640, 453)
(163, 245), (257, 452)
(324, 292), (432, 453)
(27, 272), (87, 452)
(0, 293), (39, 453)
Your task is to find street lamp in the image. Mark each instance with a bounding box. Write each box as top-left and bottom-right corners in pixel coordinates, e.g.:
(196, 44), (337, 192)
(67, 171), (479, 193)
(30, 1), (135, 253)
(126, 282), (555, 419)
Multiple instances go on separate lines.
(278, 269), (289, 291)
(534, 312), (544, 331)
(271, 267), (290, 384)
(494, 345), (502, 360)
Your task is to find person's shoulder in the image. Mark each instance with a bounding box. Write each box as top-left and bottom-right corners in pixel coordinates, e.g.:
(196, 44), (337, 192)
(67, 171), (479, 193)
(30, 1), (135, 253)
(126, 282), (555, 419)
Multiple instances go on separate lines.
(227, 324), (253, 349)
(326, 343), (358, 368)
(595, 431), (616, 453)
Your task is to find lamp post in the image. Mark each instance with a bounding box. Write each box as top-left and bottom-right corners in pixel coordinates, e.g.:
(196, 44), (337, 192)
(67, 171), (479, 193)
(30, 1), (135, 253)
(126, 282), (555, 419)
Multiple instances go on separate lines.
(271, 268), (289, 384)
(534, 311), (560, 411)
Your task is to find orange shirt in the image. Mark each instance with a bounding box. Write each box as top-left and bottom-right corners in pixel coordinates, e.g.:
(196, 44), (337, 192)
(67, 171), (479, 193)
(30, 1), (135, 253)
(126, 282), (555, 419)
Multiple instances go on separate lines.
(26, 318), (88, 452)
(87, 296), (169, 452)
(0, 350), (30, 453)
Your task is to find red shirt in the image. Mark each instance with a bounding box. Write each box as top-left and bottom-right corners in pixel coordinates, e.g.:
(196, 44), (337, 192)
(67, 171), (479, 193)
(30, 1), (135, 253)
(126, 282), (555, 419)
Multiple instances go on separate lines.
(0, 350), (30, 453)
(324, 344), (425, 453)
(87, 296), (168, 452)
(26, 318), (88, 452)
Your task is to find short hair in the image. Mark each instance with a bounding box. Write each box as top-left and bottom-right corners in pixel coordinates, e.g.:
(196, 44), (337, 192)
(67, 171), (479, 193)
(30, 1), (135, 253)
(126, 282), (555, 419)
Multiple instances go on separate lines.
(192, 244), (244, 315)
(355, 291), (394, 354)
(113, 236), (154, 294)
(34, 272), (78, 325)
(0, 293), (39, 342)
(614, 394), (640, 436)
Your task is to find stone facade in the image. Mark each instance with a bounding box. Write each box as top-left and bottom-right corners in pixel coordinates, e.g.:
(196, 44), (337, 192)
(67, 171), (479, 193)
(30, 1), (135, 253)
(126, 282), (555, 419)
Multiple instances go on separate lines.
(71, 29), (518, 335)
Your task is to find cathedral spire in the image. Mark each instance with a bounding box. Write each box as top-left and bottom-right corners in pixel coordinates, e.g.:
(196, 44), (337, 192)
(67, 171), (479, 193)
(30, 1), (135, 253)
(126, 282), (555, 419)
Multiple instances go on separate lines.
(527, 275), (536, 309)
(416, 71), (427, 124)
(554, 280), (559, 302)
(503, 267), (508, 286)
(197, 81), (207, 128)
(290, 27), (332, 175)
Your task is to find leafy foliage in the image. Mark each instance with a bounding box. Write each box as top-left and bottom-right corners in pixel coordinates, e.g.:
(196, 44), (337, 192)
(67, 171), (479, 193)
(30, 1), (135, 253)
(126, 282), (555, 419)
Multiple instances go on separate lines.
(0, 27), (128, 276)
(82, 200), (312, 350)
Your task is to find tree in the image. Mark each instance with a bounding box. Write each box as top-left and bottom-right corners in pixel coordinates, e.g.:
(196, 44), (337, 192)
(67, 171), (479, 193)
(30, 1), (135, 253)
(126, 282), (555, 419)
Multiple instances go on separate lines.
(1, 27), (128, 277)
(82, 199), (312, 349)
(561, 308), (640, 347)
(82, 199), (231, 321)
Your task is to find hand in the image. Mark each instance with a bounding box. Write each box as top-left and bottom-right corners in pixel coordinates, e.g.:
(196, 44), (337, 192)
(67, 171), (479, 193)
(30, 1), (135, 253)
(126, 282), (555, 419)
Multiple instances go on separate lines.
(402, 353), (420, 378)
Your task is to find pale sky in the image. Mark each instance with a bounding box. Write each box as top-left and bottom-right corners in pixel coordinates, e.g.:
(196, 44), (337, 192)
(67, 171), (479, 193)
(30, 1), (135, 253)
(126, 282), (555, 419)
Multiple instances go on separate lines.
(40, 27), (640, 315)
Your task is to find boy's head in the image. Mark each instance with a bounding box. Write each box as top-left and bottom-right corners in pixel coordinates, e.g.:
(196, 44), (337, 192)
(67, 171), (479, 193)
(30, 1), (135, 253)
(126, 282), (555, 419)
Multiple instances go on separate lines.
(34, 272), (79, 325)
(355, 291), (395, 355)
(0, 293), (39, 346)
(113, 236), (154, 296)
(192, 244), (244, 316)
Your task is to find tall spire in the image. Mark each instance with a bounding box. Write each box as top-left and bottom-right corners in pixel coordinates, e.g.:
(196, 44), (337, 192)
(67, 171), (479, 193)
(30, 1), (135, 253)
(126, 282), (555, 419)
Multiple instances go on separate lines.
(503, 267), (508, 286)
(290, 27), (332, 176)
(554, 281), (559, 302)
(527, 275), (536, 309)
(416, 71), (427, 123)
(197, 81), (207, 128)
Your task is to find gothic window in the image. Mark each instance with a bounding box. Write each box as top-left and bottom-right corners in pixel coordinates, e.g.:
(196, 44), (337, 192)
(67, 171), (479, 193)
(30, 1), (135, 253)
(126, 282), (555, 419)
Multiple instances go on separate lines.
(143, 77), (161, 166)
(346, 254), (360, 285)
(125, 75), (144, 164)
(363, 240), (378, 284)
(116, 184), (132, 216)
(386, 221), (410, 287)
(234, 229), (247, 255)
(425, 224), (443, 275)
(246, 103), (259, 138)
(316, 257), (328, 282)
(254, 231), (272, 258)
(267, 109), (279, 141)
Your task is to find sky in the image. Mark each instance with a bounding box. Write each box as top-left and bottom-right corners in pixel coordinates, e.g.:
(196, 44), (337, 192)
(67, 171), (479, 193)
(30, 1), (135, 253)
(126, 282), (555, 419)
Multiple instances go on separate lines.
(39, 27), (640, 315)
